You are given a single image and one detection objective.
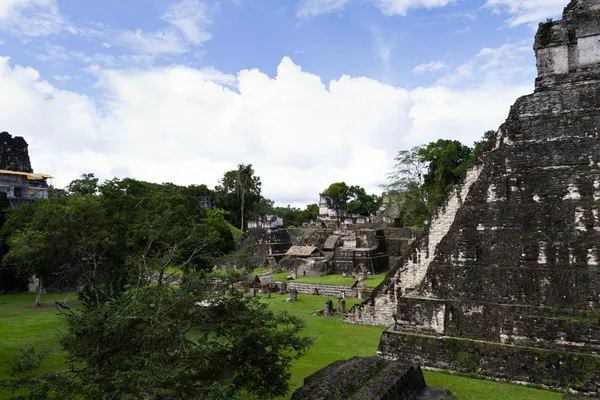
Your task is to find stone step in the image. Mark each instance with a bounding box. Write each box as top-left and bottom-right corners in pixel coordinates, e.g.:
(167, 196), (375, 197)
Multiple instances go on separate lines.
(379, 329), (600, 392)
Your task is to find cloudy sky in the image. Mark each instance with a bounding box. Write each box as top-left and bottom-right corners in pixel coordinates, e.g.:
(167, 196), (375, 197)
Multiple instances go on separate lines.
(0, 0), (566, 206)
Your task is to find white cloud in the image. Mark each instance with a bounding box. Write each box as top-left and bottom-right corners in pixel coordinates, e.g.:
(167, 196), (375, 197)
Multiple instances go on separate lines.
(52, 74), (70, 81)
(484, 0), (565, 27)
(372, 0), (455, 16)
(161, 0), (212, 45)
(297, 0), (455, 18)
(412, 60), (446, 73)
(297, 0), (349, 18)
(0, 40), (534, 206)
(0, 0), (69, 36)
(116, 29), (190, 55)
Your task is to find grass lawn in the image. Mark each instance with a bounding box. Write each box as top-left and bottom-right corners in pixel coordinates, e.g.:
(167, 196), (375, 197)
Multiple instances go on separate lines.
(261, 293), (563, 399)
(254, 267), (387, 288)
(228, 222), (245, 242)
(0, 291), (564, 400)
(0, 292), (81, 385)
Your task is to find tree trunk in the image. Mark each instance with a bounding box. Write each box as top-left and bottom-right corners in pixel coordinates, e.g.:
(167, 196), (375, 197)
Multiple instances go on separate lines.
(35, 276), (43, 307)
(240, 187), (245, 231)
(158, 268), (165, 286)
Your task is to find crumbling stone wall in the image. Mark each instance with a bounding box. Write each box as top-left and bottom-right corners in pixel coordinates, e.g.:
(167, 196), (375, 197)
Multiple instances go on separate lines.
(347, 0), (600, 393)
(273, 281), (370, 298)
(0, 132), (33, 172)
(238, 228), (291, 265)
(291, 356), (456, 400)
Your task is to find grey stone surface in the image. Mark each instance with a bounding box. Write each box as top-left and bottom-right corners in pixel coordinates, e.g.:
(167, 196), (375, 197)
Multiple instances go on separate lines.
(324, 300), (334, 317)
(290, 356), (455, 400)
(0, 132), (33, 173)
(346, 0), (600, 393)
(337, 298), (346, 313)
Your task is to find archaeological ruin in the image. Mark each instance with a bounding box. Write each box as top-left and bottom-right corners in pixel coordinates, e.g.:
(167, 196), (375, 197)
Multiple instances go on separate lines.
(342, 0), (600, 393)
(291, 356), (456, 400)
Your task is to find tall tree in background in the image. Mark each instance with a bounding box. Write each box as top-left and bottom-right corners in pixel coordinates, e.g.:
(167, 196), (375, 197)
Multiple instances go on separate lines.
(386, 133), (492, 228)
(215, 164), (262, 231)
(322, 182), (349, 227)
(346, 185), (381, 216)
(419, 139), (473, 210)
(66, 173), (99, 196)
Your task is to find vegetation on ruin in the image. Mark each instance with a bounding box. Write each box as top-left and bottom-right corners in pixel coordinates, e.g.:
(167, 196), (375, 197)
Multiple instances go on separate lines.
(538, 18), (555, 47)
(386, 130), (497, 227)
(321, 182), (382, 217)
(0, 291), (563, 400)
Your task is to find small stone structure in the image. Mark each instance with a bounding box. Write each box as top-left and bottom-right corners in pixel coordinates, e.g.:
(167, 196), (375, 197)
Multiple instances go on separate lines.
(239, 228), (292, 266)
(337, 298), (346, 313)
(251, 272), (274, 293)
(0, 132), (53, 209)
(274, 281), (370, 299)
(247, 213), (284, 230)
(346, 0), (600, 393)
(324, 300), (334, 317)
(290, 356), (455, 400)
(279, 246), (330, 276)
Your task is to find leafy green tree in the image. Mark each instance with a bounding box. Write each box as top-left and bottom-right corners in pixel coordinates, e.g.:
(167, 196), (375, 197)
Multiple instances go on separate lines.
(66, 173), (99, 196)
(387, 145), (426, 192)
(0, 197), (69, 306)
(2, 176), (235, 307)
(418, 139), (473, 211)
(472, 130), (497, 160)
(322, 182), (350, 227)
(346, 185), (381, 216)
(215, 164), (262, 231)
(0, 272), (313, 400)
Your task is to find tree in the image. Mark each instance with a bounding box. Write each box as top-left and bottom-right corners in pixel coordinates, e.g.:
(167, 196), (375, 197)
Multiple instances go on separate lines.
(346, 185), (381, 216)
(386, 145), (426, 192)
(1, 176), (236, 307)
(322, 182), (350, 227)
(418, 139), (473, 211)
(66, 173), (99, 196)
(0, 272), (313, 399)
(0, 197), (69, 306)
(215, 164), (262, 231)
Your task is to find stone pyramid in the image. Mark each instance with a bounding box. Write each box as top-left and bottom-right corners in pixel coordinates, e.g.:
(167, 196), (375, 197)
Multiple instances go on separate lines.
(346, 0), (600, 392)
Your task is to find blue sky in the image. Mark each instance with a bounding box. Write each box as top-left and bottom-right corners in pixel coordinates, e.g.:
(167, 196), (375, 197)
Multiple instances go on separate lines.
(0, 0), (568, 205)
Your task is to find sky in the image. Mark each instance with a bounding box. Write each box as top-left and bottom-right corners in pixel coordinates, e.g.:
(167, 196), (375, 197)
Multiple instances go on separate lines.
(0, 0), (568, 207)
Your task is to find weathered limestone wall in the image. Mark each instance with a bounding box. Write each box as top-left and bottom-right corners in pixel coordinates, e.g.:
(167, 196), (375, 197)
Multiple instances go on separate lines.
(378, 330), (600, 392)
(363, 0), (600, 392)
(344, 163), (484, 326)
(0, 132), (33, 172)
(274, 281), (370, 298)
(290, 356), (456, 400)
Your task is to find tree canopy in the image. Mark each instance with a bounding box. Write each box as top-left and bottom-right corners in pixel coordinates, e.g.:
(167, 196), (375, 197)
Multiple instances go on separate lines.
(385, 132), (496, 227)
(0, 273), (312, 399)
(215, 164), (262, 231)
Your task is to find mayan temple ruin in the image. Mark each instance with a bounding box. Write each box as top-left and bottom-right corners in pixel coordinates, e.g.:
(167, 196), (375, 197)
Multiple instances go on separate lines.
(344, 0), (600, 392)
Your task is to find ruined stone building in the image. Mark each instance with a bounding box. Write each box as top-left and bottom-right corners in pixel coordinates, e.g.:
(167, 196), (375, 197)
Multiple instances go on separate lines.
(345, 0), (600, 393)
(0, 132), (52, 209)
(280, 245), (329, 276)
(247, 213), (284, 230)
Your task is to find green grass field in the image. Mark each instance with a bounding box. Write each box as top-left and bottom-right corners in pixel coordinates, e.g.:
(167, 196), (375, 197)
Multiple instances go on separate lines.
(0, 291), (563, 400)
(254, 268), (387, 288)
(228, 222), (245, 242)
(0, 292), (81, 381)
